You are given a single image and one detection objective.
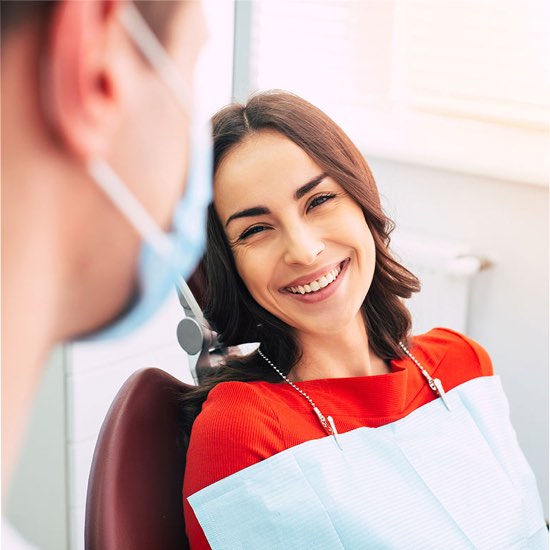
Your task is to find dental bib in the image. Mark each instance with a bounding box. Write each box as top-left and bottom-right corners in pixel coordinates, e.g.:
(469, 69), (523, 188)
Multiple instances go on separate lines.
(188, 375), (547, 549)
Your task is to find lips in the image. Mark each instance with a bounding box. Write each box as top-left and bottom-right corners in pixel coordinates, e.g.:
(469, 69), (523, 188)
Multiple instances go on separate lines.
(282, 259), (349, 295)
(286, 265), (342, 295)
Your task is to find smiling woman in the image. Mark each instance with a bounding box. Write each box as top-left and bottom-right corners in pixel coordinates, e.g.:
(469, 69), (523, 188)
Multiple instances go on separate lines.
(204, 92), (419, 362)
(216, 131), (380, 369)
(180, 91), (548, 550)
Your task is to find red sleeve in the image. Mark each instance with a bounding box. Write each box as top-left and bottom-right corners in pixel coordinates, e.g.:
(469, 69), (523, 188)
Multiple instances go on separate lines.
(183, 381), (284, 550)
(430, 327), (494, 379)
(403, 327), (494, 414)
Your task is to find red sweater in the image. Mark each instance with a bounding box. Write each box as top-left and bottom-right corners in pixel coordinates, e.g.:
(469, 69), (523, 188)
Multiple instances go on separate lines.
(183, 328), (493, 549)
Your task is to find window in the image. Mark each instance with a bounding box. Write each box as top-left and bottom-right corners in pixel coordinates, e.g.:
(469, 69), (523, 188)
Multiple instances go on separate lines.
(235, 0), (550, 186)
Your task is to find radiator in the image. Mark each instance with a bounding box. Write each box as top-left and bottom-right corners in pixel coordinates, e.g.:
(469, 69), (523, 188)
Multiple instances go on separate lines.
(391, 233), (489, 335)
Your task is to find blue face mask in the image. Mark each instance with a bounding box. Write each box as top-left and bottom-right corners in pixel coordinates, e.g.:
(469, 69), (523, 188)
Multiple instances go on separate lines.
(81, 4), (212, 341)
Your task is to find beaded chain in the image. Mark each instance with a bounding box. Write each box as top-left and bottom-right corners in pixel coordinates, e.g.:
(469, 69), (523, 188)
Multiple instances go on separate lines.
(398, 341), (439, 393)
(257, 348), (333, 434)
(258, 341), (450, 443)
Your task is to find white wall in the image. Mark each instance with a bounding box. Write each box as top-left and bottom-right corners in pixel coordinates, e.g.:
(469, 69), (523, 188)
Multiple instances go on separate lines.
(371, 156), (549, 517)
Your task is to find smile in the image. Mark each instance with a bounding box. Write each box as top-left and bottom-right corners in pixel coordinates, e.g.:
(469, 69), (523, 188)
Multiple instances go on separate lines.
(286, 263), (344, 295)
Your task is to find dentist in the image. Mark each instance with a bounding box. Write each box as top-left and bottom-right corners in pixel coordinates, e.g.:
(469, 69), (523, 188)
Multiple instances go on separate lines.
(1, 0), (211, 543)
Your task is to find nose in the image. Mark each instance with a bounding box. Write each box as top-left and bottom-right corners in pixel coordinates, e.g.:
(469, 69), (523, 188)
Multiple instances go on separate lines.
(282, 224), (325, 266)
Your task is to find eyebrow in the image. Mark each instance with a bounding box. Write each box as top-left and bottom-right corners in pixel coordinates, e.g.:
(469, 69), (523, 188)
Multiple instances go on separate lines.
(225, 173), (328, 228)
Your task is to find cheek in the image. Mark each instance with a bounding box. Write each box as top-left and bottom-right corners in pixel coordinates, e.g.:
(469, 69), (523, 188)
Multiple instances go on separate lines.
(235, 252), (268, 301)
(350, 216), (377, 268)
(341, 208), (375, 245)
(363, 228), (377, 267)
(109, 88), (188, 229)
(364, 226), (376, 254)
(235, 248), (283, 316)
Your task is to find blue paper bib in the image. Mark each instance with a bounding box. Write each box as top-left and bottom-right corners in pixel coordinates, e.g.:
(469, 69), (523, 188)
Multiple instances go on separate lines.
(189, 376), (548, 549)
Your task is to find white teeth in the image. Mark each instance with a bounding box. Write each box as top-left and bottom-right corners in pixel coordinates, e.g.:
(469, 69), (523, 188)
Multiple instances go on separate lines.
(286, 263), (344, 295)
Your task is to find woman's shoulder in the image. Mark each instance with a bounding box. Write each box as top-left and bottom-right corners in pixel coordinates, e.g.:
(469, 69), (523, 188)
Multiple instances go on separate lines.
(183, 380), (286, 546)
(184, 380), (287, 516)
(201, 379), (294, 421)
(202, 379), (269, 408)
(412, 327), (494, 378)
(189, 380), (284, 460)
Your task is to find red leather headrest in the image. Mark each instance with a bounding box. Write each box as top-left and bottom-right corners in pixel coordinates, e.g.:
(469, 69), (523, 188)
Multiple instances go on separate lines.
(85, 368), (193, 550)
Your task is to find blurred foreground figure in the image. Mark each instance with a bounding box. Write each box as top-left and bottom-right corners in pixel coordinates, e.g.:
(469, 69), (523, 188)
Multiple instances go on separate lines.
(1, 1), (211, 544)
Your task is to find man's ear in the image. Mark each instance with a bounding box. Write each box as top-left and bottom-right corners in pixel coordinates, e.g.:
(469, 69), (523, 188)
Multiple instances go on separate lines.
(45, 0), (124, 160)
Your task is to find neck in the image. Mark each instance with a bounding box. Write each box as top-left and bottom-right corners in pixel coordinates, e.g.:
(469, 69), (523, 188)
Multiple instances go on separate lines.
(1, 32), (65, 495)
(1, 201), (61, 498)
(290, 313), (390, 382)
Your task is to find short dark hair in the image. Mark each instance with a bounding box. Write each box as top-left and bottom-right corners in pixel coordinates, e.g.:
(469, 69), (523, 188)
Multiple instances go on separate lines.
(1, 1), (55, 35)
(179, 91), (421, 437)
(1, 0), (183, 42)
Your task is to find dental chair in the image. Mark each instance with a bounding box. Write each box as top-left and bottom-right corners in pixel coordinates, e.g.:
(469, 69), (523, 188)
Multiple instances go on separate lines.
(177, 262), (226, 383)
(85, 268), (222, 549)
(85, 367), (193, 550)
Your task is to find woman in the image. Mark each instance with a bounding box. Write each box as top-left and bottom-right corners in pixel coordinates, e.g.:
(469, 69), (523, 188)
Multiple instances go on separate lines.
(181, 91), (547, 549)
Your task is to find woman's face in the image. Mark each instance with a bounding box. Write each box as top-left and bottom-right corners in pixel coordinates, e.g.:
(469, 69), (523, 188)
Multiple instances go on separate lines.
(214, 130), (376, 338)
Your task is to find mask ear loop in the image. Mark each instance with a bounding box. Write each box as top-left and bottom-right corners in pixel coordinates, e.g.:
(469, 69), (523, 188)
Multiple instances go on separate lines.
(87, 159), (174, 259)
(117, 2), (194, 113)
(87, 2), (199, 260)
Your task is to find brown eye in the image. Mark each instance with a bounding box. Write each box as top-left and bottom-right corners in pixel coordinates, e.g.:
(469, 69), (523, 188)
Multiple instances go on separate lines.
(239, 225), (269, 241)
(307, 193), (336, 212)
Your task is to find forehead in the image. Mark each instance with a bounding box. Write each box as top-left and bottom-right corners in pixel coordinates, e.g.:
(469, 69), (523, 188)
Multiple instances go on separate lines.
(215, 131), (321, 211)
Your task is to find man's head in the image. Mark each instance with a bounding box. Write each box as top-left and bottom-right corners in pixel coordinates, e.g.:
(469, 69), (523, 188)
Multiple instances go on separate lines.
(1, 0), (208, 340)
(1, 0), (210, 494)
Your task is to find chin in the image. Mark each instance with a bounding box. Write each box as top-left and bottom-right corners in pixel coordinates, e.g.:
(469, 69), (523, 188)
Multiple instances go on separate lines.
(73, 283), (137, 340)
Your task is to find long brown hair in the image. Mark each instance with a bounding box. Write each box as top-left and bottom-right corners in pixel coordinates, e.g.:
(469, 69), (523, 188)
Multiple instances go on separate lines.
(179, 91), (420, 436)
